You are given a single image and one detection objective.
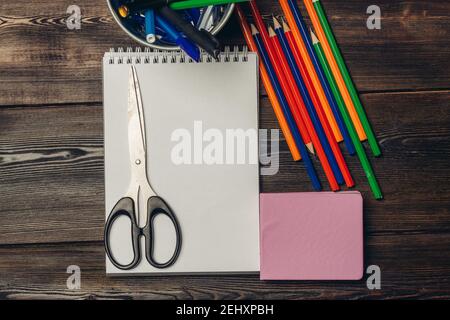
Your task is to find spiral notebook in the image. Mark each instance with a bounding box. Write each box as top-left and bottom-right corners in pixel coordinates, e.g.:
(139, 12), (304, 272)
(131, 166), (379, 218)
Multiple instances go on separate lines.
(103, 47), (260, 275)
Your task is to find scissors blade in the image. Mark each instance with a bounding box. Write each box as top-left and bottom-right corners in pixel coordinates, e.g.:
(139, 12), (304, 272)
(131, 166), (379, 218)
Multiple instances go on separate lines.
(128, 66), (147, 166)
(197, 5), (214, 30)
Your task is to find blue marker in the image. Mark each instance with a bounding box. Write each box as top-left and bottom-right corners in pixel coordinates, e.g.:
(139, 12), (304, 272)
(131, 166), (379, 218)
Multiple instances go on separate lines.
(155, 14), (200, 62)
(145, 10), (156, 43)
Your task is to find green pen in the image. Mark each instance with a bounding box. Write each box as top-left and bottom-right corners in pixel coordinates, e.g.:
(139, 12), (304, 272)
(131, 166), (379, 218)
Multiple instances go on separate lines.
(313, 0), (381, 157)
(171, 0), (249, 10)
(311, 30), (382, 200)
(119, 0), (249, 16)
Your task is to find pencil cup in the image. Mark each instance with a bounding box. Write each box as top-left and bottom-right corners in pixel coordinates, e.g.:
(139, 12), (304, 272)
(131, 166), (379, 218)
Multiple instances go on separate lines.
(107, 0), (235, 51)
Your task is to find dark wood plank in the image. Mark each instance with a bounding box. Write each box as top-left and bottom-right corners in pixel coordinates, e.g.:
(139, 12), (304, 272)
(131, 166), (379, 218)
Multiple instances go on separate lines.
(262, 0), (450, 92)
(1, 233), (450, 300)
(0, 104), (105, 244)
(1, 90), (449, 245)
(1, 0), (449, 106)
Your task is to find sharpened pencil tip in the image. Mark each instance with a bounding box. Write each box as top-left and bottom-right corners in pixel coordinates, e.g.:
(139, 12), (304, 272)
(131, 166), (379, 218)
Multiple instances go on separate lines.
(250, 23), (259, 35)
(273, 16), (281, 29)
(281, 18), (291, 32)
(310, 28), (319, 44)
(306, 143), (315, 155)
(268, 25), (276, 37)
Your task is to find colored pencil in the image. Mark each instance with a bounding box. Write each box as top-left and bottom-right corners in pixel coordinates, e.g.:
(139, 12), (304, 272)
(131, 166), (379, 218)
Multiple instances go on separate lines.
(283, 7), (355, 156)
(311, 31), (382, 199)
(267, 26), (321, 153)
(248, 1), (313, 155)
(310, 0), (381, 156)
(266, 24), (341, 191)
(301, 1), (365, 140)
(273, 17), (341, 182)
(252, 25), (322, 191)
(279, 0), (342, 143)
(249, 1), (339, 190)
(235, 5), (301, 162)
(276, 19), (354, 188)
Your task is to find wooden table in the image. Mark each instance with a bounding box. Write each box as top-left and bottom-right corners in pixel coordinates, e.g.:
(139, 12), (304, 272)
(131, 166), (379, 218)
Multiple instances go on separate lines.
(1, 0), (449, 300)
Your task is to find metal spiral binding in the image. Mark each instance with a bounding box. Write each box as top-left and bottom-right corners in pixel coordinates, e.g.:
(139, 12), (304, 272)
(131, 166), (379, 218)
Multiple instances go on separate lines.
(107, 46), (249, 64)
(223, 46), (231, 62)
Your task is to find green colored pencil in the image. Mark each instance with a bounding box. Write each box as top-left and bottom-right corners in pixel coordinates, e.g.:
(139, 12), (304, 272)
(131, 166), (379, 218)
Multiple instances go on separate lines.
(311, 30), (382, 200)
(312, 0), (381, 157)
(171, 0), (249, 10)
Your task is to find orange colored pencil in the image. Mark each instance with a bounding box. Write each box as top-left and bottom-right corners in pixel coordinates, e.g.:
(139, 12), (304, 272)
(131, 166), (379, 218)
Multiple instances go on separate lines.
(267, 25), (340, 191)
(279, 0), (343, 143)
(282, 21), (354, 188)
(302, 0), (366, 141)
(235, 5), (301, 161)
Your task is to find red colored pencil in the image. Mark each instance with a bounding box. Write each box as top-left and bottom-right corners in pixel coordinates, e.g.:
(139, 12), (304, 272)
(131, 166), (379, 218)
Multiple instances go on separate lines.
(282, 21), (354, 187)
(247, 2), (313, 155)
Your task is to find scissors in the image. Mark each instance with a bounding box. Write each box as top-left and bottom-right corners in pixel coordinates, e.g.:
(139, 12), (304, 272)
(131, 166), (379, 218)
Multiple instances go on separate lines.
(104, 66), (182, 270)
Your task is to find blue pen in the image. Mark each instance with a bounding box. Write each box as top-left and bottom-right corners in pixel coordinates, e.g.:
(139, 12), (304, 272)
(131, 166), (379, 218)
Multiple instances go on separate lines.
(156, 26), (173, 42)
(252, 24), (321, 191)
(287, 0), (355, 155)
(273, 18), (344, 185)
(155, 14), (200, 62)
(187, 8), (201, 25)
(155, 18), (181, 43)
(145, 10), (156, 43)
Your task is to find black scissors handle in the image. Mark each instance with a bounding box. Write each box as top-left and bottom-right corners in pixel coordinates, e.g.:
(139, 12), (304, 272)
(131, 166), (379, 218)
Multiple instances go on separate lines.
(144, 196), (182, 269)
(104, 197), (141, 270)
(104, 196), (182, 270)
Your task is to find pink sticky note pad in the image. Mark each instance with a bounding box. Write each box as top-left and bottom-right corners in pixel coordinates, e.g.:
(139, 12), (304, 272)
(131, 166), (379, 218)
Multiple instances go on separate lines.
(260, 192), (363, 280)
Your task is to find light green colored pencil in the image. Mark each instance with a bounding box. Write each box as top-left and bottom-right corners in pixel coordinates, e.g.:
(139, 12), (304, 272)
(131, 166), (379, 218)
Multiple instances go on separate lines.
(311, 30), (382, 200)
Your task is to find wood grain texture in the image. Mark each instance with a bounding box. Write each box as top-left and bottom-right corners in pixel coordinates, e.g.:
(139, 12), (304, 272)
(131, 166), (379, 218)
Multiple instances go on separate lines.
(1, 91), (449, 246)
(1, 0), (450, 105)
(1, 234), (450, 300)
(0, 0), (450, 300)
